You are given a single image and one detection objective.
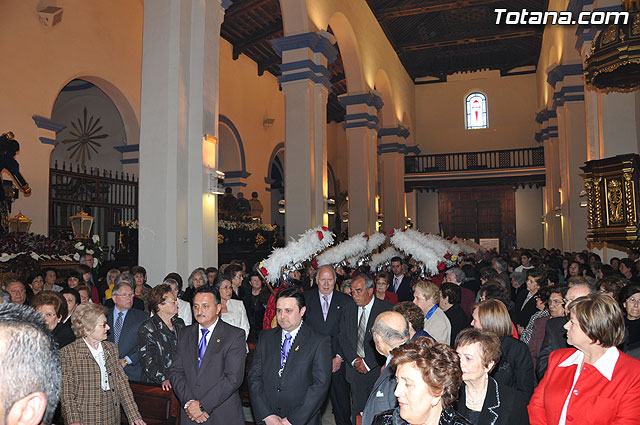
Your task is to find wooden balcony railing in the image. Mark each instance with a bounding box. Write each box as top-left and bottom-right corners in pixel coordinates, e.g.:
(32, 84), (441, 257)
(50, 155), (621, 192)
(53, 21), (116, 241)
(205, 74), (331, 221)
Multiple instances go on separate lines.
(405, 147), (544, 174)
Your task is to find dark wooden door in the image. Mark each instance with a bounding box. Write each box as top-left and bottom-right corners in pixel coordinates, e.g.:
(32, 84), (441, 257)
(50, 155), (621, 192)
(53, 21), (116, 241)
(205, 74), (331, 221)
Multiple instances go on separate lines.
(438, 187), (515, 251)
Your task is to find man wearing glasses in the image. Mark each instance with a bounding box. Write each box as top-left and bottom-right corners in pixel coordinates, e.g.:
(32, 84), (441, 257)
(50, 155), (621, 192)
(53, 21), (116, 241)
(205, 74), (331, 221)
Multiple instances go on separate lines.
(536, 281), (594, 380)
(107, 281), (149, 380)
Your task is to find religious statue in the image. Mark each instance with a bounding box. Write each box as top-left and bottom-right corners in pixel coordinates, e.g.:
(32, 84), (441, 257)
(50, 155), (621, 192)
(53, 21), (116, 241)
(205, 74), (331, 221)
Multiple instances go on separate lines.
(0, 132), (31, 232)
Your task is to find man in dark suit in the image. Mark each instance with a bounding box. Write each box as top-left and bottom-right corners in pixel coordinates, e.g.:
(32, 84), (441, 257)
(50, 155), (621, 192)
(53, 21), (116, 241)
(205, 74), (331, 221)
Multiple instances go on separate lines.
(536, 283), (593, 380)
(390, 257), (412, 302)
(106, 281), (149, 381)
(170, 286), (246, 424)
(361, 311), (409, 425)
(304, 265), (354, 425)
(338, 274), (393, 423)
(248, 287), (331, 425)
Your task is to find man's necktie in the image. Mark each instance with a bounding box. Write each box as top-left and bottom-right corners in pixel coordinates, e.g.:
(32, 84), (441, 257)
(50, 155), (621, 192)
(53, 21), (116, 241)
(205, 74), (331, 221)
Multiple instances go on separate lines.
(280, 333), (292, 369)
(393, 277), (399, 293)
(198, 328), (209, 369)
(357, 307), (366, 357)
(322, 295), (330, 321)
(113, 311), (123, 345)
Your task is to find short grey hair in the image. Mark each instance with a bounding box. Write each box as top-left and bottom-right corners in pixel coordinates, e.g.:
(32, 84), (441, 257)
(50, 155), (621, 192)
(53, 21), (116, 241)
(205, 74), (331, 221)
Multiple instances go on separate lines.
(112, 278), (134, 296)
(0, 303), (61, 424)
(372, 315), (410, 343)
(353, 274), (374, 290)
(446, 268), (466, 285)
(493, 258), (507, 273)
(188, 268), (207, 288)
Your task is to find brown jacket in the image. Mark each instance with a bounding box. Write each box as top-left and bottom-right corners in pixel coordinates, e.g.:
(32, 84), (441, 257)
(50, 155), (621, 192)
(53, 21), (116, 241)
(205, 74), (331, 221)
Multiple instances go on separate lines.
(60, 338), (142, 425)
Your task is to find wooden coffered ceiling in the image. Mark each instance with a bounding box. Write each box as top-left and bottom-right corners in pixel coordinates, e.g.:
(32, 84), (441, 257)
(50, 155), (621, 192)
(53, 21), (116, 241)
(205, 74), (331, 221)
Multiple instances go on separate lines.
(220, 0), (548, 122)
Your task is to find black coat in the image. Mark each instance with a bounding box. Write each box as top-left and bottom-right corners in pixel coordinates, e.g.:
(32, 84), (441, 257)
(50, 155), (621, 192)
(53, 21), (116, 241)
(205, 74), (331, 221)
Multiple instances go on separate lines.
(372, 407), (473, 425)
(248, 322), (332, 425)
(106, 307), (149, 381)
(137, 314), (185, 384)
(444, 304), (469, 347)
(52, 321), (76, 348)
(454, 377), (530, 425)
(514, 291), (538, 328)
(492, 336), (534, 397)
(535, 316), (568, 381)
(303, 288), (355, 357)
(391, 275), (413, 303)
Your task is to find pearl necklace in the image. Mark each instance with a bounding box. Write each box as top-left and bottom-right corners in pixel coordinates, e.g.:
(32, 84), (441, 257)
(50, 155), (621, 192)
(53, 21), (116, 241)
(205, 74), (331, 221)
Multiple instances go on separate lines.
(466, 379), (488, 408)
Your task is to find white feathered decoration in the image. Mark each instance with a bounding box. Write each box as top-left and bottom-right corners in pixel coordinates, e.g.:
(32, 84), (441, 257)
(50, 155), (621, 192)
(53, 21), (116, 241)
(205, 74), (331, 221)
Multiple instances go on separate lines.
(344, 232), (388, 266)
(390, 229), (440, 275)
(316, 232), (368, 266)
(369, 246), (401, 270)
(259, 226), (335, 284)
(452, 236), (483, 254)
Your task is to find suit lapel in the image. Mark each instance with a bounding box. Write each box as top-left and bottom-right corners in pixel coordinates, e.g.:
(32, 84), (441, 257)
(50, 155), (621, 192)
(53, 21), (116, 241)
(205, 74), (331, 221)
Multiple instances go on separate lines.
(198, 320), (224, 372)
(326, 291), (341, 325)
(478, 378), (500, 425)
(281, 323), (308, 377)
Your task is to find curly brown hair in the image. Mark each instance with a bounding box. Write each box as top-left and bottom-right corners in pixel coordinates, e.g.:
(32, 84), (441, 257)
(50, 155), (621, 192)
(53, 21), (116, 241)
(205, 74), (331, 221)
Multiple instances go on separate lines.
(390, 336), (462, 407)
(148, 284), (173, 314)
(29, 290), (68, 320)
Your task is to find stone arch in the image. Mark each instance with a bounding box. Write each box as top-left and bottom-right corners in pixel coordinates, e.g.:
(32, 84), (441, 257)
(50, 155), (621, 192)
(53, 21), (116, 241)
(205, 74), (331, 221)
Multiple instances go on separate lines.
(327, 12), (367, 93)
(52, 75), (140, 148)
(218, 114), (250, 187)
(266, 143), (285, 228)
(374, 69), (395, 128)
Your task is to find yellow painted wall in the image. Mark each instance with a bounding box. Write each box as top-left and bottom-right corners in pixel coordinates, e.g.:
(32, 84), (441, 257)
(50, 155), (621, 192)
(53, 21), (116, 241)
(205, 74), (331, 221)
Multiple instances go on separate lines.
(219, 39), (285, 225)
(414, 71), (539, 154)
(0, 0), (143, 235)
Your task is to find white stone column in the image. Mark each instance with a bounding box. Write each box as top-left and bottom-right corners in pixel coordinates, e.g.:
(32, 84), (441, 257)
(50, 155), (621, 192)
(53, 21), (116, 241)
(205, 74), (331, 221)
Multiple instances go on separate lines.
(271, 32), (337, 241)
(378, 126), (410, 231)
(139, 0), (230, 285)
(339, 91), (383, 235)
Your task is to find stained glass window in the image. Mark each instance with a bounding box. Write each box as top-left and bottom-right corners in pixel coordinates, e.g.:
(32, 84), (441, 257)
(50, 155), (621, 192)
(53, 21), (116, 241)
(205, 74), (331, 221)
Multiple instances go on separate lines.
(465, 92), (487, 129)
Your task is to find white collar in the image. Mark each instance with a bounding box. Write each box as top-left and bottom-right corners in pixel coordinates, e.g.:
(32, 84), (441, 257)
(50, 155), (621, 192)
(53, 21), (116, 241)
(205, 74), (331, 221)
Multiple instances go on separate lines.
(558, 346), (619, 381)
(282, 320), (303, 342)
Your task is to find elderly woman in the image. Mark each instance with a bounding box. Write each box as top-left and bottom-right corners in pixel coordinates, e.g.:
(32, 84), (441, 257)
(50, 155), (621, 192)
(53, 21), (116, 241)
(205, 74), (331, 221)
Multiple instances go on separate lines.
(471, 299), (534, 397)
(60, 303), (146, 425)
(164, 277), (192, 325)
(216, 275), (250, 341)
(30, 290), (75, 348)
(529, 294), (640, 424)
(620, 285), (640, 350)
(454, 328), (529, 425)
(181, 267), (207, 305)
(137, 284), (185, 390)
(413, 280), (451, 344)
(372, 337), (472, 425)
(375, 271), (398, 304)
(525, 286), (566, 369)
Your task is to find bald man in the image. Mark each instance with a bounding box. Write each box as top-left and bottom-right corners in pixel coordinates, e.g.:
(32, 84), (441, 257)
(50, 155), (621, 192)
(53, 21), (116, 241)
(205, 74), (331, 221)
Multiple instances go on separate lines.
(360, 311), (410, 425)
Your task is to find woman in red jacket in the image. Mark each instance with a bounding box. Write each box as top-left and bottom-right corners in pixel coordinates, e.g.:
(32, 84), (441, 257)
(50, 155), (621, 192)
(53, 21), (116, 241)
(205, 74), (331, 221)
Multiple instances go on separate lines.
(528, 293), (640, 425)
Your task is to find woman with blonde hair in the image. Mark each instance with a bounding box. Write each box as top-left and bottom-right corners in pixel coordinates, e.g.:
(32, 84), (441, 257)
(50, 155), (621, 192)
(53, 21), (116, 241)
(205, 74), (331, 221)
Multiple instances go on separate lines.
(471, 299), (534, 396)
(413, 280), (451, 344)
(60, 303), (145, 425)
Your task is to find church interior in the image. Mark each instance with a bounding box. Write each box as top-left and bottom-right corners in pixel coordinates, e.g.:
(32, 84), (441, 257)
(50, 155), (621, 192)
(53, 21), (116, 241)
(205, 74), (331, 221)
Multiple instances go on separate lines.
(2, 0), (640, 283)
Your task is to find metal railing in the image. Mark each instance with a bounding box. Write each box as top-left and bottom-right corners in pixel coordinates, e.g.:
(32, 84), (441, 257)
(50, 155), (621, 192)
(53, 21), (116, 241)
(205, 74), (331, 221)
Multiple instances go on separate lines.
(405, 146), (544, 174)
(49, 162), (138, 241)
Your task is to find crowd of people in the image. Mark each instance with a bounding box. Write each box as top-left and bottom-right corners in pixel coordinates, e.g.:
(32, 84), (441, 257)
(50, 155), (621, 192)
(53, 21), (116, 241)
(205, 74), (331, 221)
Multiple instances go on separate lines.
(2, 247), (640, 425)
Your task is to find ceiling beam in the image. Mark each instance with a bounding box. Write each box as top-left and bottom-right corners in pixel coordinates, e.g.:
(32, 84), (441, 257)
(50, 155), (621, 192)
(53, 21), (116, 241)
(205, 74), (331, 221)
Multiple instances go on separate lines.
(225, 0), (274, 20)
(257, 55), (281, 76)
(399, 29), (539, 52)
(378, 0), (506, 19)
(233, 20), (283, 59)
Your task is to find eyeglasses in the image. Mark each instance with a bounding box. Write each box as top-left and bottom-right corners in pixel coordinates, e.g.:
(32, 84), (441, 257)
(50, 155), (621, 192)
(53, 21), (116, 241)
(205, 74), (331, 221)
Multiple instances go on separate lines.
(114, 293), (134, 298)
(627, 297), (640, 305)
(550, 298), (565, 305)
